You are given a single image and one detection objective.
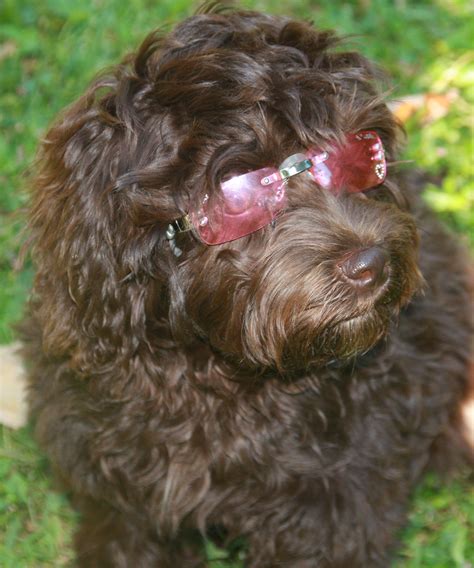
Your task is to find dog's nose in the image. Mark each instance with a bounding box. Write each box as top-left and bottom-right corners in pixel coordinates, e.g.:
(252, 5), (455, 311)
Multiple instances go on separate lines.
(340, 246), (389, 289)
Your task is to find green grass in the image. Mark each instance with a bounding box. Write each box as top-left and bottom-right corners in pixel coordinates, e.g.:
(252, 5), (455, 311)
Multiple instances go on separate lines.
(0, 0), (473, 566)
(0, 426), (77, 568)
(397, 473), (474, 568)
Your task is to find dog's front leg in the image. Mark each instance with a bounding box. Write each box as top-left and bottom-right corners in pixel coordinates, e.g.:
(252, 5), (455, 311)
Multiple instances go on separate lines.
(26, 357), (208, 567)
(243, 480), (410, 568)
(74, 496), (206, 568)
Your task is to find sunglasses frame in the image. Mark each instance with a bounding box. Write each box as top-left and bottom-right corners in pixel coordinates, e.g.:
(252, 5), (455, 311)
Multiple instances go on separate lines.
(167, 130), (386, 250)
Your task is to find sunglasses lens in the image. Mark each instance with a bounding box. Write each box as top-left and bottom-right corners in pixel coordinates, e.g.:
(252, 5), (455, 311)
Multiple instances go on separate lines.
(190, 167), (287, 245)
(307, 131), (386, 193)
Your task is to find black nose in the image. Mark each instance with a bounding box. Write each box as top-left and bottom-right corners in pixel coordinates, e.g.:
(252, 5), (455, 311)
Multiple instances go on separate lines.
(340, 246), (389, 289)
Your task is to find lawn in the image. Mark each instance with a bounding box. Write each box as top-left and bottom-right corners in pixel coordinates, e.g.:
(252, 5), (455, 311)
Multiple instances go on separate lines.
(0, 0), (473, 566)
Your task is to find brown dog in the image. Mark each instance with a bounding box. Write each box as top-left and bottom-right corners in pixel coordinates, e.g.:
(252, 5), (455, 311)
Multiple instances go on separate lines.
(22, 7), (472, 567)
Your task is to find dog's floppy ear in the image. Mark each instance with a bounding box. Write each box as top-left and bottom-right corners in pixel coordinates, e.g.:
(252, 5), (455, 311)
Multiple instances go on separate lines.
(28, 32), (179, 376)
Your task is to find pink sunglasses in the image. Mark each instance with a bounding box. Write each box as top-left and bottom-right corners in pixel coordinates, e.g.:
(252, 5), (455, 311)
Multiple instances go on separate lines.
(168, 131), (386, 248)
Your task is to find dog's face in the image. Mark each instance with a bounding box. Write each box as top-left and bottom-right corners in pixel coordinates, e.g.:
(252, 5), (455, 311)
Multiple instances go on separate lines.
(35, 11), (423, 374)
(180, 190), (420, 371)
(122, 12), (422, 371)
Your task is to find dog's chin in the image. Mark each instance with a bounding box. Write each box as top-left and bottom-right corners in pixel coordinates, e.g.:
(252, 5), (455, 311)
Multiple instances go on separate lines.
(303, 274), (420, 368)
(329, 309), (393, 359)
(292, 305), (397, 371)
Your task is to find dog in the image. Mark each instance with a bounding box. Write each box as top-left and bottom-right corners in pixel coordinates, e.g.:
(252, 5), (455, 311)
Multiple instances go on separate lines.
(22, 7), (472, 567)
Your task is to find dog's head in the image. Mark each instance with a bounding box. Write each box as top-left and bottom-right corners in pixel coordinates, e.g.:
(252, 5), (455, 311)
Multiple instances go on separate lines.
(31, 9), (422, 375)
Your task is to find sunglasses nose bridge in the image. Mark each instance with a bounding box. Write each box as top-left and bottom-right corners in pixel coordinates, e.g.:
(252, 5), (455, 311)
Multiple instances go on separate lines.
(279, 152), (308, 170)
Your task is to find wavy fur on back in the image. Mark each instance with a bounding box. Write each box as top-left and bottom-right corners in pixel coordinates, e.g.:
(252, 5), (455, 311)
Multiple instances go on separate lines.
(23, 7), (472, 567)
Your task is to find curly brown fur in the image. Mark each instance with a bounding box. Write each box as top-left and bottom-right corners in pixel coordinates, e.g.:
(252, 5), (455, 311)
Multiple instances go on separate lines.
(22, 7), (472, 568)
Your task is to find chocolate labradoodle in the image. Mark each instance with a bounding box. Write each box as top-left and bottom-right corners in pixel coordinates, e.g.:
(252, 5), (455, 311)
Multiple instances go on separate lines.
(22, 8), (472, 567)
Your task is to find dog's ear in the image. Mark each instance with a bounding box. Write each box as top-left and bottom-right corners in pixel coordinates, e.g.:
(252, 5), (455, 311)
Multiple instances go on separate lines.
(28, 32), (180, 376)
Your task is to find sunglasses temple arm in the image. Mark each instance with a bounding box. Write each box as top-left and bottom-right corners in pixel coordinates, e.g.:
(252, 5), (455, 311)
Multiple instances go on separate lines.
(166, 215), (193, 257)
